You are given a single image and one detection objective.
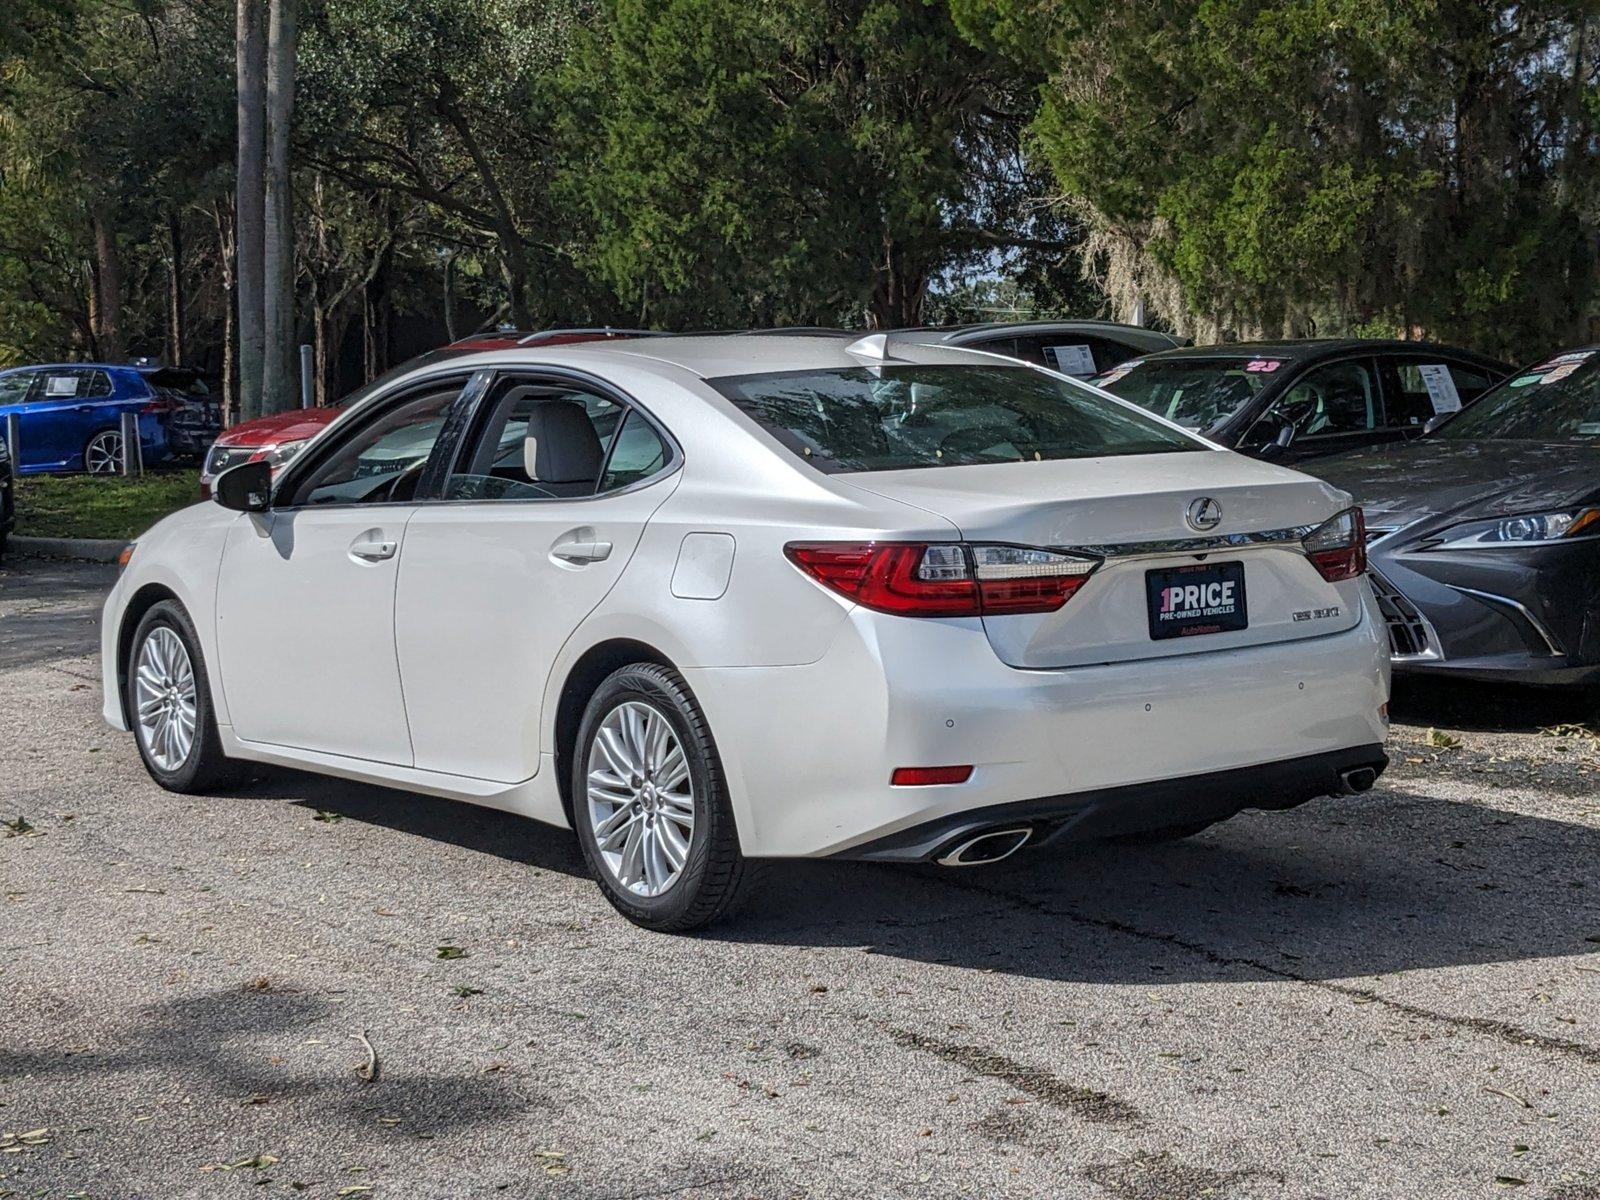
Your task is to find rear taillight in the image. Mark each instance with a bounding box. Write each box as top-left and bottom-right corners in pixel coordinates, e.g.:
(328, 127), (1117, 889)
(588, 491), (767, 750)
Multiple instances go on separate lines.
(1302, 506), (1366, 581)
(784, 542), (1099, 617)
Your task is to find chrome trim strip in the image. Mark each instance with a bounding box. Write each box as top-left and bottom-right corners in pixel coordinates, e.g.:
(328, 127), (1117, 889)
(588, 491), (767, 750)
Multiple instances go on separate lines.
(1448, 584), (1564, 656)
(1061, 525), (1318, 560)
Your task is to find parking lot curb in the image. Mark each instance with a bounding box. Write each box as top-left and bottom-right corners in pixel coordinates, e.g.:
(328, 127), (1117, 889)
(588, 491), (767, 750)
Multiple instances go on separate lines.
(7, 535), (126, 563)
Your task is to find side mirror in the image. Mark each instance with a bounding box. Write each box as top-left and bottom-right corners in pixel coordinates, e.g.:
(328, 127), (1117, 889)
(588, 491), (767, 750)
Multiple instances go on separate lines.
(1243, 414), (1296, 460)
(214, 460), (273, 512)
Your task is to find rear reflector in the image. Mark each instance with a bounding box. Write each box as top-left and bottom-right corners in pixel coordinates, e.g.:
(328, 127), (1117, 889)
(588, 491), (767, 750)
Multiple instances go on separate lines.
(785, 542), (1099, 617)
(1302, 507), (1366, 582)
(890, 765), (973, 787)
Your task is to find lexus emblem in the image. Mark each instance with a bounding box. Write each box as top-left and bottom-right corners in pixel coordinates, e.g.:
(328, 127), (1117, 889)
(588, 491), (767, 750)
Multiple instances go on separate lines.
(1186, 497), (1223, 531)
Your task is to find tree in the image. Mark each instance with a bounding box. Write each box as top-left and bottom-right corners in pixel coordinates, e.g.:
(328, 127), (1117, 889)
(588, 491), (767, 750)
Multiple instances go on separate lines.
(262, 0), (298, 412)
(236, 0), (267, 418)
(560, 0), (1051, 329)
(953, 0), (1600, 356)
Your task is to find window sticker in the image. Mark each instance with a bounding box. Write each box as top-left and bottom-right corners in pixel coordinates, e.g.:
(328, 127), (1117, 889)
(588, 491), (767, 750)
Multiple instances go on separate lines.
(1540, 361), (1583, 384)
(1094, 360), (1140, 388)
(1046, 344), (1097, 377)
(44, 375), (80, 397)
(1244, 359), (1282, 373)
(1416, 363), (1460, 414)
(1508, 375), (1542, 388)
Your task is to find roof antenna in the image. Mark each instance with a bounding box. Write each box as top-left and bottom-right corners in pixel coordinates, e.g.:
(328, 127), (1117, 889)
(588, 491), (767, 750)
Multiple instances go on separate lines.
(844, 333), (894, 360)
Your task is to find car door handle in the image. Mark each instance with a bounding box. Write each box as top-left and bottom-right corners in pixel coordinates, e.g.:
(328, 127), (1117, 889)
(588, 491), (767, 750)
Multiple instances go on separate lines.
(349, 536), (398, 562)
(551, 540), (612, 564)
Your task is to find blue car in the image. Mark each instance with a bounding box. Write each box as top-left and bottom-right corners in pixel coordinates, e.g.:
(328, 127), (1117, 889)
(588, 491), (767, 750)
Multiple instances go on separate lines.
(0, 363), (177, 474)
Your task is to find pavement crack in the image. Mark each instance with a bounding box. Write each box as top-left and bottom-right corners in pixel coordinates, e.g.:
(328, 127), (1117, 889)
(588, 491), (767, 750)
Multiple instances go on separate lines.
(932, 875), (1600, 1068)
(885, 1026), (1141, 1124)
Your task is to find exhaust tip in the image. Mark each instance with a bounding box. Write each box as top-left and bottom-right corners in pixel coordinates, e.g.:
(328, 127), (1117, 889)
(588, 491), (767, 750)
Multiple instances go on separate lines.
(935, 826), (1032, 867)
(1339, 766), (1378, 794)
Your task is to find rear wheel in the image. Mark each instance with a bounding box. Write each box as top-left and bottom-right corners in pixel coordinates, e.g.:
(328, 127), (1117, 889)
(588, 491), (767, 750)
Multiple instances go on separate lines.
(126, 600), (240, 792)
(572, 663), (754, 932)
(84, 429), (122, 474)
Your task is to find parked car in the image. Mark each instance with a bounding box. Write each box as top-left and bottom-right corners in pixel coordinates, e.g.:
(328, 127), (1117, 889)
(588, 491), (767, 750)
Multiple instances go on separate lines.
(103, 333), (1389, 931)
(147, 367), (224, 460)
(895, 319), (1186, 377)
(0, 432), (13, 560)
(0, 363), (179, 474)
(1093, 340), (1512, 463)
(1311, 347), (1600, 686)
(199, 328), (662, 496)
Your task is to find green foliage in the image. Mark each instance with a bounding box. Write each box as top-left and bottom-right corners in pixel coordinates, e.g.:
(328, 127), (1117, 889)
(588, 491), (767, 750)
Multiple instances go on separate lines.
(958, 0), (1600, 357)
(15, 472), (198, 540)
(560, 0), (1046, 327)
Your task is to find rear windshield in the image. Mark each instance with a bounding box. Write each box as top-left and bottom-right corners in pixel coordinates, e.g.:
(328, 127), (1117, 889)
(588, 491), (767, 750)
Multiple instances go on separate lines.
(1438, 351), (1600, 441)
(1095, 356), (1286, 431)
(710, 364), (1199, 473)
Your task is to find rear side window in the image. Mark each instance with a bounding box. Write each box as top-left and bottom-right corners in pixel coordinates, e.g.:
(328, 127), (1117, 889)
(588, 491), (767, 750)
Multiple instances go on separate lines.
(445, 377), (673, 500)
(711, 364), (1199, 474)
(1384, 360), (1496, 426)
(35, 369), (112, 400)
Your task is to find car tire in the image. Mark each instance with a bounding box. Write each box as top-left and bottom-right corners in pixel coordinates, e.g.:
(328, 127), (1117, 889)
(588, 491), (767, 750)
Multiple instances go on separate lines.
(571, 663), (755, 932)
(126, 600), (242, 793)
(1111, 819), (1218, 845)
(84, 429), (122, 474)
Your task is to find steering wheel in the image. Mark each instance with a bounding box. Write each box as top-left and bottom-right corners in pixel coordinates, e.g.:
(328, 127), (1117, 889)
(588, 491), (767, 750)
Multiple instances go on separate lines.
(383, 458), (430, 503)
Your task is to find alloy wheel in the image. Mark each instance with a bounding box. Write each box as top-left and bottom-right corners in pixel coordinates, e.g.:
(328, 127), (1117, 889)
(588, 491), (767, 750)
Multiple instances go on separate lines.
(134, 626), (197, 772)
(86, 430), (123, 474)
(585, 700), (695, 898)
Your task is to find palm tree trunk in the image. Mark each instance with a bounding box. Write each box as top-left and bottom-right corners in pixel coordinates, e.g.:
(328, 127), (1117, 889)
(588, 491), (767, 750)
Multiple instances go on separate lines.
(236, 0), (267, 421)
(262, 0), (298, 414)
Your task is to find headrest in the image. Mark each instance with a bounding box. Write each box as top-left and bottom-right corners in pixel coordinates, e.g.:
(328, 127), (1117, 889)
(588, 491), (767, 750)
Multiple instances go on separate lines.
(523, 400), (603, 484)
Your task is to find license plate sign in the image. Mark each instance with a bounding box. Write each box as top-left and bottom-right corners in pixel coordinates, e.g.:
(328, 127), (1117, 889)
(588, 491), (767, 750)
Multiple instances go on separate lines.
(1147, 562), (1248, 640)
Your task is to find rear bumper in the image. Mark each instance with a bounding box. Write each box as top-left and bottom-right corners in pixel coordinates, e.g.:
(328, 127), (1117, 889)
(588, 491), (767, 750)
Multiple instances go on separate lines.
(684, 594), (1390, 858)
(834, 745), (1388, 862)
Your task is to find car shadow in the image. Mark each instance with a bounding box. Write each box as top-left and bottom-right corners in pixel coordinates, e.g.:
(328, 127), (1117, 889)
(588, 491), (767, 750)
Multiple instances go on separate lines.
(245, 769), (1599, 988)
(1389, 673), (1599, 733)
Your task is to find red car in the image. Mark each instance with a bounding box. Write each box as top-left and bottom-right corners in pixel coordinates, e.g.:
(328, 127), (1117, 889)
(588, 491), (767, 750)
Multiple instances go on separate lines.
(200, 329), (659, 496)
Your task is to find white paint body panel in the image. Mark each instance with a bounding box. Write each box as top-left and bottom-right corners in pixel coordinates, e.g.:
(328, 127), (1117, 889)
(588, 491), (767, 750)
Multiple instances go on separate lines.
(102, 335), (1390, 860)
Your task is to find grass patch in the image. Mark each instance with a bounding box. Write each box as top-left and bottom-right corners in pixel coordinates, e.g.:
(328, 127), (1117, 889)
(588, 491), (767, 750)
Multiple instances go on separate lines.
(14, 471), (200, 540)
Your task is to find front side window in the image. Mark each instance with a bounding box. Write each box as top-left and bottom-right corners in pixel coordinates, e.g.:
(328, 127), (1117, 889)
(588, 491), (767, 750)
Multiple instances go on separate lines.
(444, 378), (671, 500)
(1261, 360), (1379, 439)
(712, 364), (1198, 474)
(1095, 356), (1282, 432)
(291, 386), (462, 506)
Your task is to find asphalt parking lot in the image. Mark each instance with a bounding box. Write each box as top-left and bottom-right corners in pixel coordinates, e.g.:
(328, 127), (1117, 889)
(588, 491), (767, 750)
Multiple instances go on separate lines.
(2, 558), (1598, 1200)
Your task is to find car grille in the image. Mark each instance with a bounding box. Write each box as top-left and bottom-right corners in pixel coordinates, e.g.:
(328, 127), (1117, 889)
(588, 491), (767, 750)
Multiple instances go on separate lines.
(204, 444), (258, 476)
(1368, 569), (1438, 660)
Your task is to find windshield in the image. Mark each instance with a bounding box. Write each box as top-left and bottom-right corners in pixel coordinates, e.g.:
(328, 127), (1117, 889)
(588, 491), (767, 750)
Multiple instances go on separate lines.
(711, 364), (1199, 473)
(1438, 351), (1600, 442)
(1094, 357), (1286, 431)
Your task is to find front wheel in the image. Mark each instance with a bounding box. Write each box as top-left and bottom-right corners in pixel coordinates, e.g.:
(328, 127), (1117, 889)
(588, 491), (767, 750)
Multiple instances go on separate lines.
(126, 600), (241, 792)
(572, 663), (755, 932)
(84, 429), (123, 474)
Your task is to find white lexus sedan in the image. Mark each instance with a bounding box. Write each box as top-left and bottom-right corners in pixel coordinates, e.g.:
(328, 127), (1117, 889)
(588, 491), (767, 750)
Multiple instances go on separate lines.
(101, 334), (1390, 931)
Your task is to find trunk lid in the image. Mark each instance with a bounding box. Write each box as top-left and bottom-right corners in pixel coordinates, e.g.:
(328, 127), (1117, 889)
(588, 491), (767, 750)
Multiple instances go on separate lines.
(842, 451), (1363, 668)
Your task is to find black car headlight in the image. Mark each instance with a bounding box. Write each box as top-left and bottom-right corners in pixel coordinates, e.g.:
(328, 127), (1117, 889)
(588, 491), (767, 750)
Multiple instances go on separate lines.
(1428, 507), (1600, 549)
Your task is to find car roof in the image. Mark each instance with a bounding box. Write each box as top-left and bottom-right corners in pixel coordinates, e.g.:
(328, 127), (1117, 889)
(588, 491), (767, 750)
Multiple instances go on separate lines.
(1131, 338), (1511, 371)
(419, 332), (1021, 382)
(890, 320), (1186, 351)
